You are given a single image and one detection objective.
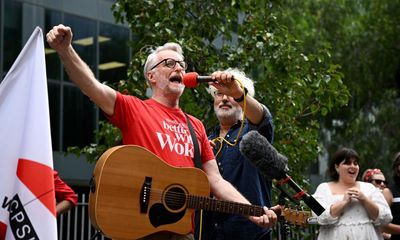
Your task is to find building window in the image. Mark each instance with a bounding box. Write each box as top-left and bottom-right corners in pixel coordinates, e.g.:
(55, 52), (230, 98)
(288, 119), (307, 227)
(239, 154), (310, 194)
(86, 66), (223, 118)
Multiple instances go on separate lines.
(61, 14), (97, 150)
(45, 10), (62, 81)
(48, 82), (61, 150)
(44, 9), (62, 151)
(3, 1), (22, 72)
(63, 85), (96, 150)
(98, 22), (130, 84)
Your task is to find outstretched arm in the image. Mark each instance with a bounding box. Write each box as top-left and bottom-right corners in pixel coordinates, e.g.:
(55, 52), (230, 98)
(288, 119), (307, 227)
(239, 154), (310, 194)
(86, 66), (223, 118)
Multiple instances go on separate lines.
(46, 24), (116, 115)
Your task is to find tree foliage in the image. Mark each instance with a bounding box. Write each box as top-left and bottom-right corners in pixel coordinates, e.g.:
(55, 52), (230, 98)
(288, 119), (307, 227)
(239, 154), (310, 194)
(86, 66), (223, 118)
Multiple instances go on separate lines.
(277, 0), (400, 179)
(70, 0), (350, 189)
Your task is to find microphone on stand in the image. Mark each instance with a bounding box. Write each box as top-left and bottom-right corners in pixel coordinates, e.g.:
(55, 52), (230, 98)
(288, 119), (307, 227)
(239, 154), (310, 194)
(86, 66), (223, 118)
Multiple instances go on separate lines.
(239, 131), (325, 216)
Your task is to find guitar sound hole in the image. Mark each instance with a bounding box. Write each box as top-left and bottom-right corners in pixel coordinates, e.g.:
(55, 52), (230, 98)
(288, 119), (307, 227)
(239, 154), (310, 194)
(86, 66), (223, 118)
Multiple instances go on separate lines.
(164, 186), (186, 212)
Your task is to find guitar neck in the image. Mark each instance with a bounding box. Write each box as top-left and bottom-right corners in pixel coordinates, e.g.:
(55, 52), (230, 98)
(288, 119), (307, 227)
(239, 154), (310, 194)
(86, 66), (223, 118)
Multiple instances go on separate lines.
(187, 195), (264, 217)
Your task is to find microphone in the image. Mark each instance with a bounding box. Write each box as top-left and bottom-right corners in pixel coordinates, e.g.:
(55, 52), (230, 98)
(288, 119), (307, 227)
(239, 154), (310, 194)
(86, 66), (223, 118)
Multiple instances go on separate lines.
(239, 131), (325, 216)
(183, 72), (215, 88)
(240, 131), (289, 180)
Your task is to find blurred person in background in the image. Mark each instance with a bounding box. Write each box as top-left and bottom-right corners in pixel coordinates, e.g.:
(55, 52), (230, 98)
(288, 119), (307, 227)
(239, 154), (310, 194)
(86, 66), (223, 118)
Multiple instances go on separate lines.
(362, 168), (393, 239)
(383, 152), (400, 240)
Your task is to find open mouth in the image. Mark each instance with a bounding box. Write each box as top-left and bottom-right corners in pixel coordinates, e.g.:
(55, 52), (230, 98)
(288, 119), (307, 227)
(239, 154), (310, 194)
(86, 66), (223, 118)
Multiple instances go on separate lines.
(169, 75), (182, 83)
(219, 104), (232, 109)
(348, 170), (357, 175)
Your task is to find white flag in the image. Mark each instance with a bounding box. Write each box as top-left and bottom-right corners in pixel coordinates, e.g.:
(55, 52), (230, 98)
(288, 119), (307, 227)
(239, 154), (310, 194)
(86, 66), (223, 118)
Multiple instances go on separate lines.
(0, 27), (57, 239)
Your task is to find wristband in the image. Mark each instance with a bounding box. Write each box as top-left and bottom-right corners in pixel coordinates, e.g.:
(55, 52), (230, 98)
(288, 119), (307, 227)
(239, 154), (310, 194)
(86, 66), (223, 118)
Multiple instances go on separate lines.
(233, 88), (248, 102)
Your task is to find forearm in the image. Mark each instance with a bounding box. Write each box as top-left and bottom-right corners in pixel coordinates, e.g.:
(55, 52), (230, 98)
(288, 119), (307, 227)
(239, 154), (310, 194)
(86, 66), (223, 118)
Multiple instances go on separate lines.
(238, 95), (264, 125)
(381, 223), (400, 234)
(361, 198), (380, 220)
(203, 160), (249, 204)
(57, 45), (116, 115)
(210, 176), (249, 204)
(56, 200), (74, 216)
(329, 200), (349, 217)
(58, 46), (98, 95)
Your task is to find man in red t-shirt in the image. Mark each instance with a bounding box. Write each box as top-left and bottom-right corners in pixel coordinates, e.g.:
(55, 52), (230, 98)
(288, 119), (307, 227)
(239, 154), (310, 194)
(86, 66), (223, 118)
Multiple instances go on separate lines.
(46, 24), (277, 239)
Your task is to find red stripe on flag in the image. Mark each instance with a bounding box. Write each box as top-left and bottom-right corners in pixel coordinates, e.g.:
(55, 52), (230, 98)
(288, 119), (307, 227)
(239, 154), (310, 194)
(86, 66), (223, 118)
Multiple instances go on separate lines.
(17, 159), (56, 217)
(0, 221), (7, 240)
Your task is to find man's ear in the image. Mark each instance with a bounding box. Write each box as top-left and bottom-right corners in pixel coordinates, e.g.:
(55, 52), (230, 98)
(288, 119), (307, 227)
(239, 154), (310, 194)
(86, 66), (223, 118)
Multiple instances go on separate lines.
(146, 71), (156, 85)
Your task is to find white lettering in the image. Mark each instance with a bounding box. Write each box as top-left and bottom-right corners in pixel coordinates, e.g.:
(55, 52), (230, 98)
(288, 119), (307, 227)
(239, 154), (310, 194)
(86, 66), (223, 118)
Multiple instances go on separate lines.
(162, 120), (188, 134)
(175, 133), (188, 142)
(185, 142), (194, 158)
(16, 225), (31, 239)
(174, 143), (184, 155)
(156, 132), (175, 151)
(11, 211), (25, 223)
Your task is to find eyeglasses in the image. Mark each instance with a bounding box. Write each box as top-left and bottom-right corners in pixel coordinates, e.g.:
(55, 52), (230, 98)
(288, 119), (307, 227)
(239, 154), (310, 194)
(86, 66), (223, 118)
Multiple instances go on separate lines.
(214, 91), (225, 98)
(370, 179), (387, 185)
(150, 58), (187, 71)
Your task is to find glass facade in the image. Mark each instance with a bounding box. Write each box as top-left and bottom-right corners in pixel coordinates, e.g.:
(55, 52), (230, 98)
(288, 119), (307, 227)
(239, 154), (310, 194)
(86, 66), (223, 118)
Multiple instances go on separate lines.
(3, 1), (22, 72)
(99, 21), (130, 84)
(0, 0), (131, 185)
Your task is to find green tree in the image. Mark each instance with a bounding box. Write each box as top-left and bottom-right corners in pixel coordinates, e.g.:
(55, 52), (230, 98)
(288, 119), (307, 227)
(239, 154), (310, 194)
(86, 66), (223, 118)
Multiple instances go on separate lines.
(277, 0), (400, 178)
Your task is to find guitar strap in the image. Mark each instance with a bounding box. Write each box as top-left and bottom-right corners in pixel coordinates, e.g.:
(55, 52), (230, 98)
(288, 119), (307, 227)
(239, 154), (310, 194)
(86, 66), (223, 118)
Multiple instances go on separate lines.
(185, 113), (202, 169)
(185, 114), (205, 240)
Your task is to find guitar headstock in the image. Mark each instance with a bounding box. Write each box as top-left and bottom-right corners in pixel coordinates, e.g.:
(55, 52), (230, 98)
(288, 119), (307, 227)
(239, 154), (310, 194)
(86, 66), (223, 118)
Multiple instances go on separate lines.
(281, 207), (311, 227)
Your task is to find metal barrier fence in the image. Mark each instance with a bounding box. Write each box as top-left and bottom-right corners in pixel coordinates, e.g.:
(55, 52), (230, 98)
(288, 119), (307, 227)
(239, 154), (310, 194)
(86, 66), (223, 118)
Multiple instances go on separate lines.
(57, 193), (108, 240)
(57, 193), (318, 240)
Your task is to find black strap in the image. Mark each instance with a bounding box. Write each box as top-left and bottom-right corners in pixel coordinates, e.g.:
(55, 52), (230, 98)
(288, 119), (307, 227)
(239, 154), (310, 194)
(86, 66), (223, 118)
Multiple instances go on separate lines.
(185, 114), (202, 169)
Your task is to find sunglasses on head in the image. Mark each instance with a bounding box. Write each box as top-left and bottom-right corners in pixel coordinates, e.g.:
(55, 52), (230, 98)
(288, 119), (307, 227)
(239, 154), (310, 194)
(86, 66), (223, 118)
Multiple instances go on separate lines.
(370, 179), (387, 185)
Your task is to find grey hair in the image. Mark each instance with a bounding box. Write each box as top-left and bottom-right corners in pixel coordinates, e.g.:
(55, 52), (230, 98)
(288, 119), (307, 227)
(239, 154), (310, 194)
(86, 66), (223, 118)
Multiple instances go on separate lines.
(209, 68), (255, 98)
(143, 42), (184, 81)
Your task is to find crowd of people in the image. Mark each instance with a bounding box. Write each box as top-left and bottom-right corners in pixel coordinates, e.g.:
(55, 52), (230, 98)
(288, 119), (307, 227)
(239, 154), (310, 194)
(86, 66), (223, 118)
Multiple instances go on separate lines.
(45, 24), (400, 240)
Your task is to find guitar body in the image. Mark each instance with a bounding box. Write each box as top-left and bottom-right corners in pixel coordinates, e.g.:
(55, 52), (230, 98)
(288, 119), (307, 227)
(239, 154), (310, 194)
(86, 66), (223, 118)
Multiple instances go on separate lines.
(89, 145), (210, 240)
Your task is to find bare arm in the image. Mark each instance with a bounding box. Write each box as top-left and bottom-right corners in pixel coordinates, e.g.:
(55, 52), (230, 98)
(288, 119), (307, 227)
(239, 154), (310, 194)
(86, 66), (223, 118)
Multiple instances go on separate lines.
(381, 223), (400, 234)
(202, 160), (277, 228)
(382, 188), (393, 206)
(329, 198), (350, 218)
(46, 24), (116, 115)
(56, 200), (74, 216)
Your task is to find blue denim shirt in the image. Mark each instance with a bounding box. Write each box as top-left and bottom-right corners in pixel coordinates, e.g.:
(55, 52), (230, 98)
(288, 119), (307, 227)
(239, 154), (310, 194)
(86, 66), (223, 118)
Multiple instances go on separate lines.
(195, 105), (274, 240)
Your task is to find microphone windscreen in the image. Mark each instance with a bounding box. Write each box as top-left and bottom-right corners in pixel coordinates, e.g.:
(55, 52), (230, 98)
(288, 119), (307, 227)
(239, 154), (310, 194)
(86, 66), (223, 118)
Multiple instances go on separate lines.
(183, 72), (199, 88)
(240, 130), (288, 180)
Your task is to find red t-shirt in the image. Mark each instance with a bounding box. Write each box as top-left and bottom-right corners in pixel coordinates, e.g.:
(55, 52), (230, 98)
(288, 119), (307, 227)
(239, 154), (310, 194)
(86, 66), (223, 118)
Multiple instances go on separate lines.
(54, 171), (78, 206)
(107, 92), (214, 167)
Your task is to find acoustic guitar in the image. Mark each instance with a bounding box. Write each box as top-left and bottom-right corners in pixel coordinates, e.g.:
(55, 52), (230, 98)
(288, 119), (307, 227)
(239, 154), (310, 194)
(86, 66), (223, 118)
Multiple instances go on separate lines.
(89, 145), (309, 240)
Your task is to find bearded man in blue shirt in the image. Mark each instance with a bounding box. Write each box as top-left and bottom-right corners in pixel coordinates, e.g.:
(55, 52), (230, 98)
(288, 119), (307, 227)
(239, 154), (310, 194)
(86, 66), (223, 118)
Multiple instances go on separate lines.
(195, 68), (276, 240)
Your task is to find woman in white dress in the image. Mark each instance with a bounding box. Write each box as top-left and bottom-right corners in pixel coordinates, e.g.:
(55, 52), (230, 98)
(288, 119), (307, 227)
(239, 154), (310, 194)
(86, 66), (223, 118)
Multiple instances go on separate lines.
(313, 147), (392, 240)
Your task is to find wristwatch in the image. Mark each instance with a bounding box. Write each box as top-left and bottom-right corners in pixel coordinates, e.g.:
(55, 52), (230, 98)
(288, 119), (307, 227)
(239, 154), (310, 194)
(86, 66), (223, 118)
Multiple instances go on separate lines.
(233, 88), (248, 102)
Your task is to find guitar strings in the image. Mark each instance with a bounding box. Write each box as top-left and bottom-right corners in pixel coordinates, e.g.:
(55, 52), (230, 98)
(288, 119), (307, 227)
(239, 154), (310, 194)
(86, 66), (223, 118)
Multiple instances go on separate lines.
(144, 188), (264, 215)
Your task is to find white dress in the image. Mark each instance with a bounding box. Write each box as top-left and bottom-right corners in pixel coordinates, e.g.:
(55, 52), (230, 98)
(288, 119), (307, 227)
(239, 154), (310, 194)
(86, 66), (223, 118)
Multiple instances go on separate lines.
(313, 181), (392, 240)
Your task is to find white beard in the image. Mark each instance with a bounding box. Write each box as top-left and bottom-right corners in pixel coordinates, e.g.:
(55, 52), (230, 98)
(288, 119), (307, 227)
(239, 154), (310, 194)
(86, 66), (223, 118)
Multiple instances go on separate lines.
(214, 105), (242, 123)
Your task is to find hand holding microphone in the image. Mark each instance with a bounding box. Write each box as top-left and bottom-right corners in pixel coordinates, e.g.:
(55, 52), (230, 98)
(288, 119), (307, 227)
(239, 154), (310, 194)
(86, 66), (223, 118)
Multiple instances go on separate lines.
(183, 71), (245, 100)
